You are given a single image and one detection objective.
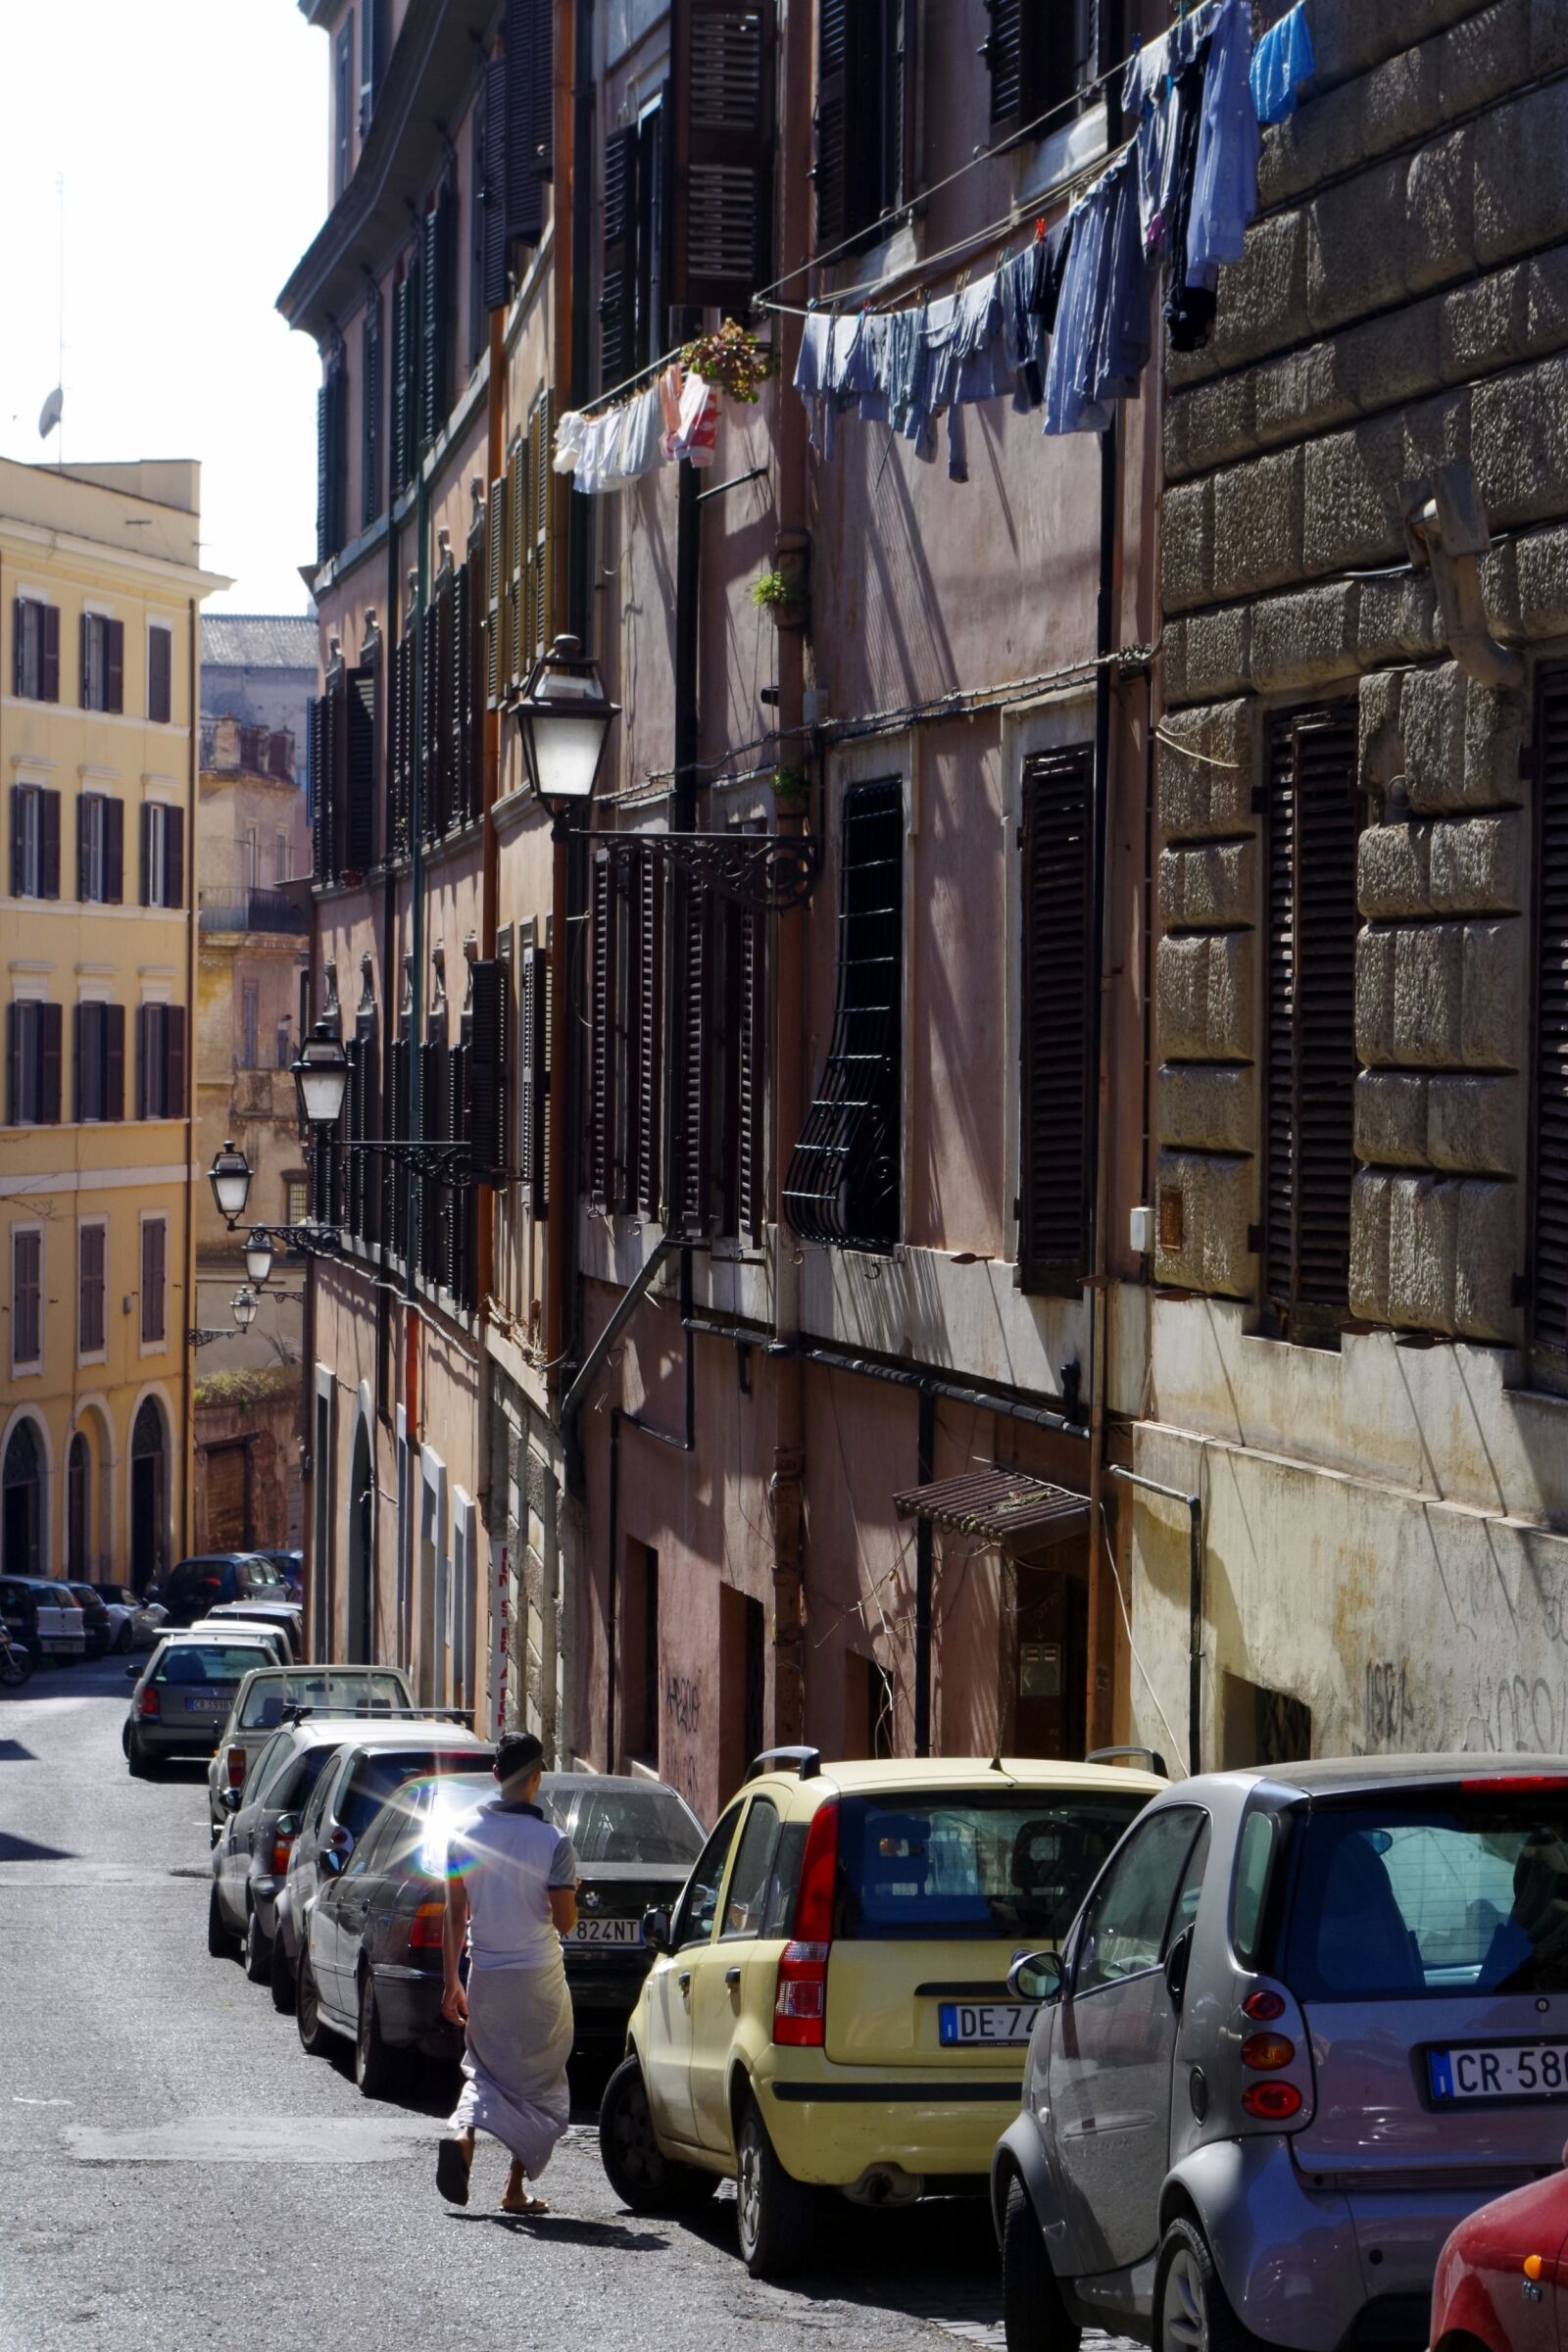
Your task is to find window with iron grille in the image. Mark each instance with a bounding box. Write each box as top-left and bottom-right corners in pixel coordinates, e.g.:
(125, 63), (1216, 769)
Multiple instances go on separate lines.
(981, 0), (1100, 142)
(1533, 665), (1568, 1390)
(1019, 746), (1093, 1295)
(784, 777), (903, 1250)
(812, 0), (913, 258)
(1261, 704), (1360, 1342)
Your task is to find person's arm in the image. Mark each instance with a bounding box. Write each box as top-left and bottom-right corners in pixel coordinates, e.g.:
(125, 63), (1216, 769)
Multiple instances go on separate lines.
(442, 1872), (470, 2024)
(549, 1885), (578, 1936)
(548, 1832), (581, 1937)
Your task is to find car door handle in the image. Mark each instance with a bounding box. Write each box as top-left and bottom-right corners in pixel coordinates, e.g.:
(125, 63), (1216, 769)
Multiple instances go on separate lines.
(678, 1971), (692, 1994)
(725, 1966), (741, 1988)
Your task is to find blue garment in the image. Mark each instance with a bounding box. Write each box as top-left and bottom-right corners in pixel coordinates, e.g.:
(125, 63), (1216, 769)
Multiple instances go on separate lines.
(1001, 229), (1072, 412)
(793, 313), (838, 459)
(1250, 1), (1314, 125)
(1044, 149), (1151, 436)
(1186, 0), (1260, 290)
(886, 300), (934, 457)
(923, 272), (1007, 411)
(1123, 1), (1219, 254)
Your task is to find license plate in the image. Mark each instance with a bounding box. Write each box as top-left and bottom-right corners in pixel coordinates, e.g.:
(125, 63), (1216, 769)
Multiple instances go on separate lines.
(568, 1917), (643, 1945)
(939, 2001), (1040, 2046)
(185, 1692), (231, 1715)
(1429, 2042), (1568, 2101)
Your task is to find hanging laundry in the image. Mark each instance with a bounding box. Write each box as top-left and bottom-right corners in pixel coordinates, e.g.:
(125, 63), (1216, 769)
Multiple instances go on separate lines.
(553, 411), (588, 477)
(1163, 37), (1219, 352)
(1185, 0), (1260, 290)
(1044, 148), (1151, 435)
(1000, 229), (1070, 412)
(792, 318), (839, 461)
(669, 370), (719, 467)
(614, 383), (665, 480)
(1123, 2), (1220, 256)
(1250, 0), (1314, 125)
(886, 300), (934, 456)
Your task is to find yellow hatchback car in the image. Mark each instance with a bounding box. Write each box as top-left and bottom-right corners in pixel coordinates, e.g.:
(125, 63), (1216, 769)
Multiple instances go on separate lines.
(597, 1743), (1165, 2276)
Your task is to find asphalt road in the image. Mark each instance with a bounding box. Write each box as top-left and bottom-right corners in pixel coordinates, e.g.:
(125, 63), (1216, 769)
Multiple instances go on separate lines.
(0, 1656), (1023, 2352)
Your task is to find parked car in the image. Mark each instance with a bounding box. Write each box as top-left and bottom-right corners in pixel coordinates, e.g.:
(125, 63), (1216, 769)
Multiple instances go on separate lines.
(122, 1631), (288, 1776)
(205, 1662), (416, 1829)
(599, 1746), (1161, 2277)
(86, 1584), (166, 1651)
(295, 1768), (497, 2093)
(209, 1714), (378, 1981)
(539, 1773), (707, 2050)
(255, 1548), (303, 1601)
(993, 1755), (1568, 2352)
(200, 1599), (304, 1660)
(151, 1552), (288, 1627)
(276, 1718), (493, 2016)
(1432, 2162), (1568, 2352)
(62, 1581), (114, 1659)
(0, 1577), (85, 1662)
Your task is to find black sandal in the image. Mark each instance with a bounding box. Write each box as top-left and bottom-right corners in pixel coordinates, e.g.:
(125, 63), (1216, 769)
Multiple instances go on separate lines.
(436, 2137), (472, 2206)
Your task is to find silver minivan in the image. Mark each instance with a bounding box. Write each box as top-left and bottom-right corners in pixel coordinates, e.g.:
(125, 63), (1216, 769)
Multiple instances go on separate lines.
(994, 1756), (1568, 2352)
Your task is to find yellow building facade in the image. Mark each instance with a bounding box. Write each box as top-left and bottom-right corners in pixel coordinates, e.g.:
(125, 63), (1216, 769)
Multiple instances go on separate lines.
(1, 457), (227, 1591)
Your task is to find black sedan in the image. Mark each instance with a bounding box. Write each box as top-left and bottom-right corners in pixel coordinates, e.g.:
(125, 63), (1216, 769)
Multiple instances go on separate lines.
(538, 1773), (707, 2050)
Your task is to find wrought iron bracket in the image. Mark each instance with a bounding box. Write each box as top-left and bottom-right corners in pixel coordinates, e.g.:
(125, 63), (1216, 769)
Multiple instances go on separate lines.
(347, 1140), (476, 1184)
(589, 829), (819, 911)
(224, 1221), (343, 1260)
(187, 1327), (228, 1349)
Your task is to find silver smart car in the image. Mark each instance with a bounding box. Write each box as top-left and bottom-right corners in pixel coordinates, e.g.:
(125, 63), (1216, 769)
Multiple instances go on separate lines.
(994, 1755), (1568, 2352)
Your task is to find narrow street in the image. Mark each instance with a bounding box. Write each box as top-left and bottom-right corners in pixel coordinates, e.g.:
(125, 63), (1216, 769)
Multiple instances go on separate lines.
(0, 1663), (1054, 2352)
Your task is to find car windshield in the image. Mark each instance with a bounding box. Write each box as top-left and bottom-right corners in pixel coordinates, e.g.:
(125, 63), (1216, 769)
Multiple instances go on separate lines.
(239, 1670), (409, 1730)
(1283, 1788), (1568, 1998)
(836, 1790), (1148, 1941)
(389, 1773), (499, 1877)
(565, 1786), (706, 1866)
(154, 1644), (276, 1684)
(339, 1749), (489, 1843)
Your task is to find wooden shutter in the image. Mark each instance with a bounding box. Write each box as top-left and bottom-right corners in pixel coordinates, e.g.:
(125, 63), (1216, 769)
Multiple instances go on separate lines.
(530, 396), (552, 666)
(39, 1002), (63, 1125)
(8, 785), (20, 895)
(669, 0), (774, 317)
(11, 601), (24, 698)
(73, 1001), (85, 1120)
(148, 1219), (167, 1342)
(164, 1004), (187, 1119)
(418, 1038), (448, 1277)
(518, 942), (547, 1212)
(812, 0), (850, 252)
(481, 55), (511, 311)
(104, 797), (123, 903)
(468, 959), (510, 1182)
(390, 274), (412, 495)
(600, 126), (640, 393)
(40, 789), (60, 900)
(346, 662), (377, 872)
(148, 628), (171, 725)
(736, 904), (764, 1243)
(166, 806), (184, 909)
(77, 794), (92, 901)
(105, 620), (124, 714)
(386, 1028), (410, 1253)
(671, 880), (713, 1236)
(448, 1033), (472, 1304)
(507, 436), (528, 693)
(316, 381), (331, 564)
(449, 560), (470, 826)
(505, 0), (549, 244)
(629, 851), (663, 1217)
(1019, 748), (1092, 1295)
(105, 1004), (124, 1121)
(983, 0), (1034, 132)
(1263, 706), (1359, 1330)
(485, 469), (508, 708)
(420, 186), (454, 451)
(1535, 668), (1568, 1368)
(587, 854), (616, 1202)
(5, 1003), (19, 1124)
(40, 604), (59, 703)
(362, 289), (383, 529)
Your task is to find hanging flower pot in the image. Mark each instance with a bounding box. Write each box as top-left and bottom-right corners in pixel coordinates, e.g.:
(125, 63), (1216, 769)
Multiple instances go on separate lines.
(682, 319), (777, 404)
(752, 562), (808, 632)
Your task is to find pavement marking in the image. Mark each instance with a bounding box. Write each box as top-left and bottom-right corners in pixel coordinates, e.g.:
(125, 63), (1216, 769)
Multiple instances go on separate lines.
(67, 2115), (436, 2164)
(0, 1862), (184, 1887)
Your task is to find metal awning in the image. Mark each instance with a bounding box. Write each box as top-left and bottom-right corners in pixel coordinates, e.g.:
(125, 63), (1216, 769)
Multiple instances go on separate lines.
(892, 1469), (1091, 1544)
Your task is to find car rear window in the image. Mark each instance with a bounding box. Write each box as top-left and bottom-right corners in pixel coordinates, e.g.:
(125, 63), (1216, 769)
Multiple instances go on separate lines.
(155, 1644), (275, 1684)
(1283, 1789), (1568, 1999)
(274, 1745), (340, 1811)
(339, 1750), (489, 1843)
(239, 1670), (409, 1730)
(836, 1789), (1147, 1942)
(569, 1787), (706, 1866)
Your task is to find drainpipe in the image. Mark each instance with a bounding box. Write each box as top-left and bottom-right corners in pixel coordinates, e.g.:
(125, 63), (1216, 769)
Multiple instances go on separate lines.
(402, 474), (430, 1666)
(606, 1402), (620, 1767)
(180, 593), (199, 1568)
(913, 1382), (935, 1756)
(1105, 1461), (1203, 1775)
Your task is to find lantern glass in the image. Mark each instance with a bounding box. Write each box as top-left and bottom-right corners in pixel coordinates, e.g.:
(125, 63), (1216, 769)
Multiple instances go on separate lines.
(231, 1287), (259, 1332)
(244, 1229), (274, 1287)
(515, 635), (618, 808)
(292, 1020), (350, 1129)
(209, 1141), (253, 1225)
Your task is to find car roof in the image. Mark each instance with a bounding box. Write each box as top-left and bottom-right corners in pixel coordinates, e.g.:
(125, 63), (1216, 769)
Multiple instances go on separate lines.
(235, 1662), (402, 1681)
(744, 1756), (1167, 1804)
(155, 1628), (278, 1648)
(1163, 1754), (1568, 1806)
(334, 1722), (493, 1752)
(541, 1772), (690, 1793)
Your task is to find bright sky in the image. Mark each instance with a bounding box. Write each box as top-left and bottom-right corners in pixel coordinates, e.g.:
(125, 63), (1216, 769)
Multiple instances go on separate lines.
(0, 3), (328, 615)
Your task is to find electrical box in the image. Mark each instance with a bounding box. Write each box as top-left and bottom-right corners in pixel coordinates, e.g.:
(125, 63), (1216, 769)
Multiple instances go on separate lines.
(1129, 1203), (1153, 1255)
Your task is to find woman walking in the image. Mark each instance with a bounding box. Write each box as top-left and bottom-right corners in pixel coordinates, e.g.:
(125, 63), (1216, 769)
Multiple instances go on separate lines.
(437, 1731), (579, 2214)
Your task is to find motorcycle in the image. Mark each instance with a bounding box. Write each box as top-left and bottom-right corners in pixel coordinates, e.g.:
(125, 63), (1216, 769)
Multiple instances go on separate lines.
(0, 1624), (34, 1687)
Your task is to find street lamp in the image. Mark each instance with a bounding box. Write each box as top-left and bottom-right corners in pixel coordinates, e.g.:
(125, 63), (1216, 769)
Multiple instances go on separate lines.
(231, 1287), (259, 1332)
(514, 633), (619, 823)
(291, 1020), (351, 1130)
(244, 1228), (275, 1288)
(209, 1139), (253, 1226)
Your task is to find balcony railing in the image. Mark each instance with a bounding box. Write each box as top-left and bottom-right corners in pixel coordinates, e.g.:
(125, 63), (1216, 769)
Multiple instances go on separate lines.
(199, 888), (310, 936)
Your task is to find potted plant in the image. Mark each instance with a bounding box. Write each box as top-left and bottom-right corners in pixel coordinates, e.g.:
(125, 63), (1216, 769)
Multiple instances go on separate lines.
(772, 765), (809, 813)
(752, 559), (808, 631)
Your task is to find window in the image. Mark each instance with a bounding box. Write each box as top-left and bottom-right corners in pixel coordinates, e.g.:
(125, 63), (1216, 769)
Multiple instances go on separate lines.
(1221, 1671), (1313, 1770)
(718, 1585), (766, 1793)
(75, 1002), (125, 1123)
(813, 0), (913, 255)
(1019, 747), (1093, 1294)
(358, 0), (385, 132)
(68, 1432), (90, 1574)
(839, 1789), (1146, 1944)
(316, 347), (349, 567)
(666, 0), (774, 318)
(672, 1803), (745, 1950)
(785, 777), (903, 1250)
(721, 1799), (783, 1939)
(12, 1230), (42, 1369)
(418, 184), (457, 456)
(80, 613), (124, 713)
(77, 792), (123, 904)
(599, 103), (665, 394)
(982, 0), (1100, 141)
(136, 1004), (186, 1120)
(10, 783), (60, 900)
(276, 1018), (292, 1072)
(139, 801), (184, 909)
(1231, 1809), (1280, 1968)
(244, 828), (259, 891)
(361, 287), (383, 530)
(1534, 666), (1568, 1387)
(13, 597), (60, 701)
(2, 1421), (43, 1574)
(140, 1217), (167, 1347)
(78, 1222), (106, 1355)
(148, 624), (172, 724)
(1073, 1808), (1207, 1997)
(334, 16), (355, 198)
(6, 1001), (63, 1125)
(275, 831), (290, 886)
(1261, 704), (1359, 1340)
(283, 1173), (309, 1228)
(242, 983), (259, 1071)
(620, 1542), (659, 1765)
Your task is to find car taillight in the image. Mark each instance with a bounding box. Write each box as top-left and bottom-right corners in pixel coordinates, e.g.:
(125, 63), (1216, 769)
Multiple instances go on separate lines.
(1242, 1987), (1286, 2022)
(410, 1901), (445, 1950)
(137, 1687), (160, 1718)
(270, 1833), (295, 1875)
(1241, 2031), (1295, 2072)
(1242, 2081), (1302, 2121)
(226, 1746), (247, 1789)
(773, 1801), (838, 2048)
(1462, 1775), (1568, 1793)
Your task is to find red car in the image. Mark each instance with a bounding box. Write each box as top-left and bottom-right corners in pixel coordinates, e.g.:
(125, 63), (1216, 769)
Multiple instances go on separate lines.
(1432, 2156), (1568, 2352)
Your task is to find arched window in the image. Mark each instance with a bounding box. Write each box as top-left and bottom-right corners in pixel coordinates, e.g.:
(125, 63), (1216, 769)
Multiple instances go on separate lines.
(3, 1420), (44, 1577)
(130, 1398), (167, 1594)
(68, 1431), (90, 1576)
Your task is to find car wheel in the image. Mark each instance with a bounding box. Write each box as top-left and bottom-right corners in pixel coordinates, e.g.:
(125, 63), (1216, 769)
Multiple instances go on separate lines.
(121, 1721), (131, 1759)
(1003, 2177), (1081, 2352)
(270, 1926), (297, 2015)
(735, 2098), (816, 2280)
(208, 1883), (240, 1961)
(114, 1622), (132, 1653)
(1155, 2217), (1257, 2352)
(243, 1905), (271, 1984)
(296, 1945), (332, 2056)
(355, 1970), (405, 2101)
(599, 2055), (719, 2216)
(127, 1730), (156, 1780)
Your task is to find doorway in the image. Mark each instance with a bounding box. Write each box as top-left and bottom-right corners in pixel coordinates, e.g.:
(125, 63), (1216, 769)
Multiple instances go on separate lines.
(205, 1442), (250, 1550)
(3, 1420), (43, 1576)
(130, 1398), (167, 1594)
(347, 1418), (373, 1663)
(1011, 1556), (1089, 1760)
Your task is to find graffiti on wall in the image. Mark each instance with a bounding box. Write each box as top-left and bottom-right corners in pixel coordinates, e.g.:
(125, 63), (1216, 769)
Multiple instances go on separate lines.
(663, 1671), (703, 1806)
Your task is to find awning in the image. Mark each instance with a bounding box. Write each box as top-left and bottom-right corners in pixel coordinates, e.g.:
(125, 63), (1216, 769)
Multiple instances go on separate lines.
(892, 1469), (1091, 1544)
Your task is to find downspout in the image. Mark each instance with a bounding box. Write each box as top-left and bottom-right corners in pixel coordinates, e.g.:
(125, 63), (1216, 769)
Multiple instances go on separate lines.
(913, 1382), (935, 1756)
(404, 472), (430, 1648)
(606, 1403), (620, 1766)
(1105, 1461), (1202, 1775)
(181, 592), (199, 1568)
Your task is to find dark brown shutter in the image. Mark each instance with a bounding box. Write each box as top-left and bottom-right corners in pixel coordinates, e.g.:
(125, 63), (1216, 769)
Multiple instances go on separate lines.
(77, 793), (91, 900)
(79, 612), (91, 708)
(736, 904), (764, 1243)
(600, 126), (641, 393)
(105, 620), (124, 713)
(390, 273), (412, 496)
(505, 0), (549, 243)
(11, 601), (24, 698)
(468, 958), (510, 1182)
(1535, 667), (1568, 1366)
(40, 789), (60, 900)
(671, 880), (713, 1236)
(1019, 748), (1092, 1295)
(104, 797), (123, 903)
(486, 471), (508, 708)
(447, 1034), (469, 1302)
(40, 604), (59, 703)
(8, 785), (20, 895)
(669, 0), (774, 317)
(518, 942), (547, 1212)
(316, 381), (331, 564)
(105, 1004), (124, 1121)
(5, 1003), (20, 1124)
(139, 802), (153, 906)
(148, 627), (172, 724)
(361, 289), (383, 531)
(346, 662), (376, 872)
(812, 0), (850, 252)
(625, 849), (664, 1217)
(508, 436), (528, 693)
(481, 56), (511, 311)
(165, 1004), (187, 1118)
(418, 1037), (448, 1277)
(73, 1001), (84, 1120)
(587, 853), (616, 1202)
(166, 806), (184, 909)
(386, 1028), (410, 1253)
(1263, 706), (1359, 1332)
(982, 0), (1033, 132)
(309, 695), (329, 881)
(449, 559), (471, 825)
(36, 1001), (62, 1124)
(420, 184), (455, 450)
(530, 396), (552, 667)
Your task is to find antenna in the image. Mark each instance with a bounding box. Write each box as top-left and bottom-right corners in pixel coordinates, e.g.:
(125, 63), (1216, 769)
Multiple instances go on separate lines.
(55, 174), (64, 466)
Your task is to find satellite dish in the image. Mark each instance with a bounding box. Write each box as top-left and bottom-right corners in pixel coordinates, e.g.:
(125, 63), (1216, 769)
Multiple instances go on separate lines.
(38, 387), (63, 439)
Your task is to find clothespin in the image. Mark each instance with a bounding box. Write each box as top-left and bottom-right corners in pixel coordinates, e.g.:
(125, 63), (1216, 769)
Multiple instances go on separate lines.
(1034, 215), (1048, 243)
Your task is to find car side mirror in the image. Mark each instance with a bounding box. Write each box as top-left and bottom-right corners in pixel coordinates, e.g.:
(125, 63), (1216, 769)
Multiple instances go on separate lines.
(319, 1846), (345, 1877)
(1164, 1924), (1195, 2009)
(642, 1906), (672, 1954)
(275, 1813), (299, 1839)
(1006, 1949), (1064, 2005)
(220, 1788), (243, 1815)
